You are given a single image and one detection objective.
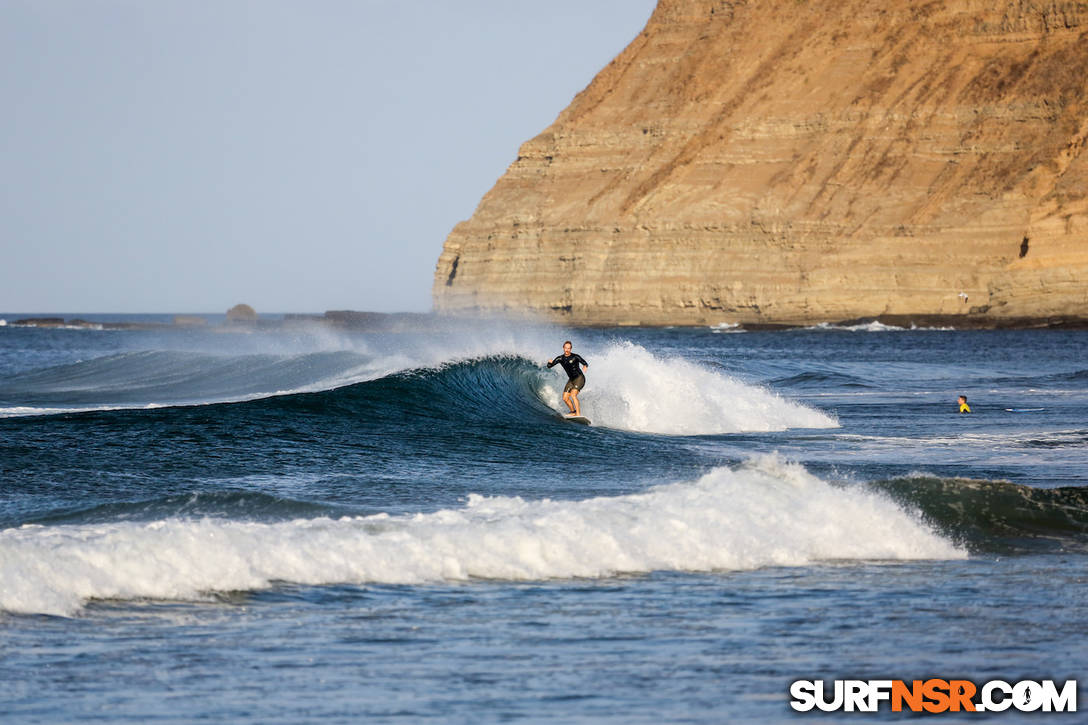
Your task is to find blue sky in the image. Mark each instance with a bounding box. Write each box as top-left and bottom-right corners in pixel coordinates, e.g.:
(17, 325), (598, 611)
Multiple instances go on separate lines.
(0, 0), (655, 313)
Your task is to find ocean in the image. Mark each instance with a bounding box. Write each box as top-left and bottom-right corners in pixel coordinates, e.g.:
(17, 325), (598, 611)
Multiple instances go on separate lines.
(1, 315), (1085, 723)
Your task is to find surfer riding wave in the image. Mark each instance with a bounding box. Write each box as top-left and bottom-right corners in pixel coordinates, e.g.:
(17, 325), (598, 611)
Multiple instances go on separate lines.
(546, 341), (588, 418)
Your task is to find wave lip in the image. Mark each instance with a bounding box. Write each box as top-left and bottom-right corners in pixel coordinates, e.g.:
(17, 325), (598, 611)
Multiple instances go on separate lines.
(0, 457), (961, 616)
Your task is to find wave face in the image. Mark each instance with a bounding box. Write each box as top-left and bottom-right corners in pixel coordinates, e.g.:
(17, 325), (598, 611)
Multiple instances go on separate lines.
(0, 349), (383, 410)
(0, 457), (961, 616)
(873, 475), (1088, 554)
(0, 338), (837, 435)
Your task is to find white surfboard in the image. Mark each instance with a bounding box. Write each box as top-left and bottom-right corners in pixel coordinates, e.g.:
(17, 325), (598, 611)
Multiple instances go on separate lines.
(562, 414), (591, 425)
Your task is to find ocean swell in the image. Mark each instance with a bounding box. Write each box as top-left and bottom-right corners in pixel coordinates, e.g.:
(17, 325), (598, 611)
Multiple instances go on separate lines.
(873, 475), (1088, 553)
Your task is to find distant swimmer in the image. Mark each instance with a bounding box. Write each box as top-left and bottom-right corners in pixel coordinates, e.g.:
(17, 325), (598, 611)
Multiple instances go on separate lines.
(958, 395), (971, 414)
(546, 340), (589, 417)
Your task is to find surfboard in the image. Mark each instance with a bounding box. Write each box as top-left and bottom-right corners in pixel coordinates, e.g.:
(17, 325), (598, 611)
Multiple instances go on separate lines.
(562, 414), (591, 425)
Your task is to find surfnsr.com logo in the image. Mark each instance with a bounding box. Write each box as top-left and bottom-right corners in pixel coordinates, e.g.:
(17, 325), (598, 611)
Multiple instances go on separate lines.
(789, 679), (1078, 713)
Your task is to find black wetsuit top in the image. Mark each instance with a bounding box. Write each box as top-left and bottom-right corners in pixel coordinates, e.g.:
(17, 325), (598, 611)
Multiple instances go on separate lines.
(548, 353), (588, 380)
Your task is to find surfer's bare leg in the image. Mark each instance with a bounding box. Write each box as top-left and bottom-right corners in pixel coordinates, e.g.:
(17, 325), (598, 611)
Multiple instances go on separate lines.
(562, 390), (576, 414)
(570, 388), (581, 416)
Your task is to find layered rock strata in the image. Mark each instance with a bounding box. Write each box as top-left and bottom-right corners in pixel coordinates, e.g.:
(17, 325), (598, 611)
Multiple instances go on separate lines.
(433, 0), (1088, 326)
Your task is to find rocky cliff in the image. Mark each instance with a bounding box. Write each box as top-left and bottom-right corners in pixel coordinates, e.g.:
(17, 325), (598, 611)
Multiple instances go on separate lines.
(433, 0), (1088, 326)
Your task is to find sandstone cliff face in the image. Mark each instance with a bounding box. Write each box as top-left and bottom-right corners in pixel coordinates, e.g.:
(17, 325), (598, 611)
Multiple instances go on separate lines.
(434, 0), (1088, 326)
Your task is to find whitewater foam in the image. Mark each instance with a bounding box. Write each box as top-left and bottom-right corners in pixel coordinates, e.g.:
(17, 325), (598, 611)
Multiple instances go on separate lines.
(804, 321), (955, 332)
(544, 341), (837, 435)
(0, 406), (91, 418)
(0, 457), (962, 616)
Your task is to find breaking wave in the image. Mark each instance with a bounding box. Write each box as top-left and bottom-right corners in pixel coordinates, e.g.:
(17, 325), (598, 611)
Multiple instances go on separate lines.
(0, 457), (960, 616)
(0, 340), (837, 435)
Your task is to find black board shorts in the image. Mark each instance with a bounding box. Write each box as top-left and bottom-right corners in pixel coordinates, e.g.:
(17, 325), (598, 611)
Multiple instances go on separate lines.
(564, 374), (586, 393)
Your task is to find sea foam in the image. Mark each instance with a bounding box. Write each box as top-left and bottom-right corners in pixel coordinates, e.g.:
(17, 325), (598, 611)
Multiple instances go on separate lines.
(541, 341), (837, 435)
(0, 457), (962, 616)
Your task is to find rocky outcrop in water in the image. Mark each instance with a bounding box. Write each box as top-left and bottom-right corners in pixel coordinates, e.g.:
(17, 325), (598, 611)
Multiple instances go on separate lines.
(434, 0), (1088, 326)
(225, 304), (257, 324)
